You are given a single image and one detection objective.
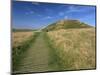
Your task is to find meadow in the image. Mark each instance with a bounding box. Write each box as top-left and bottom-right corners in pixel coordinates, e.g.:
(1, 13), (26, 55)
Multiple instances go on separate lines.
(47, 28), (96, 70)
(12, 22), (96, 74)
(12, 28), (96, 73)
(12, 31), (34, 48)
(12, 31), (39, 71)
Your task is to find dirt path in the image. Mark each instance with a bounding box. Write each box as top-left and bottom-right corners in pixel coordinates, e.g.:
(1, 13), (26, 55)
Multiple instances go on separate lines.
(15, 32), (61, 73)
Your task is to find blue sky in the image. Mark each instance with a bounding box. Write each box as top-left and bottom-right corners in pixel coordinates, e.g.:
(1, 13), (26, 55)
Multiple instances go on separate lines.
(12, 1), (96, 29)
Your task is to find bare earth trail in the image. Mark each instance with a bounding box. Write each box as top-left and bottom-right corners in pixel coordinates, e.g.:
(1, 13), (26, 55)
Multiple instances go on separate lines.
(15, 32), (62, 73)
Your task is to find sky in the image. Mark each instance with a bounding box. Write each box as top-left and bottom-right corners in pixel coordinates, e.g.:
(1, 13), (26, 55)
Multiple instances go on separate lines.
(12, 1), (96, 29)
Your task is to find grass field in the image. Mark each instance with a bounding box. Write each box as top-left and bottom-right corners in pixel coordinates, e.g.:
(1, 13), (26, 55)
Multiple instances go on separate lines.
(12, 31), (34, 48)
(12, 28), (96, 73)
(47, 28), (96, 70)
(12, 31), (39, 71)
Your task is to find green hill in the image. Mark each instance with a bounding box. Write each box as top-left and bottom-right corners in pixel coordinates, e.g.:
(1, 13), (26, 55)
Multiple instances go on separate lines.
(43, 19), (92, 31)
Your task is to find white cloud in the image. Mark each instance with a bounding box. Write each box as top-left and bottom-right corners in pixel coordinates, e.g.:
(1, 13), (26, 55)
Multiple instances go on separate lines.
(46, 16), (53, 19)
(37, 14), (42, 17)
(32, 2), (40, 5)
(44, 16), (53, 19)
(30, 11), (35, 14)
(64, 6), (82, 14)
(59, 12), (64, 16)
(64, 16), (68, 19)
(25, 11), (35, 15)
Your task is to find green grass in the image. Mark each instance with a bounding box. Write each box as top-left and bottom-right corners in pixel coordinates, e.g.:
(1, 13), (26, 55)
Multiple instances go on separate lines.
(43, 32), (64, 71)
(13, 32), (66, 74)
(12, 28), (96, 73)
(12, 32), (40, 71)
(43, 20), (92, 31)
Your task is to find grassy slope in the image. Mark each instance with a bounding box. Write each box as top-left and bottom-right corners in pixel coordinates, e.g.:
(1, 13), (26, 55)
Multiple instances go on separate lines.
(43, 20), (92, 31)
(43, 32), (64, 71)
(43, 19), (95, 70)
(47, 28), (96, 70)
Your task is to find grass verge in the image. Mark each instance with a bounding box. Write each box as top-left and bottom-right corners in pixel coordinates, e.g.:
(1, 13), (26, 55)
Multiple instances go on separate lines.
(12, 32), (40, 72)
(43, 32), (64, 71)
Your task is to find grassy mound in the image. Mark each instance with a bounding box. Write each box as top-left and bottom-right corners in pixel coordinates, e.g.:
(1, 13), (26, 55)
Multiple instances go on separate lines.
(43, 19), (92, 31)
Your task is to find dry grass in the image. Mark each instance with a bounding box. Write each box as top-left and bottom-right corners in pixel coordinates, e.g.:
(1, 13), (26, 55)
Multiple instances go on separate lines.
(12, 32), (34, 48)
(47, 28), (96, 70)
(12, 31), (37, 71)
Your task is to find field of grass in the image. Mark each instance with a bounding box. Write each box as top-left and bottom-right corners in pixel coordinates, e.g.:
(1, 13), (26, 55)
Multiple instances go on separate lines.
(12, 32), (34, 48)
(12, 28), (96, 73)
(12, 31), (39, 71)
(43, 32), (64, 71)
(47, 28), (96, 70)
(13, 32), (64, 73)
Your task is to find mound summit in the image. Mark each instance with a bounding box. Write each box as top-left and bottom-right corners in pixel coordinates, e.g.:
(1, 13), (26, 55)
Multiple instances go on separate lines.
(43, 19), (92, 31)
